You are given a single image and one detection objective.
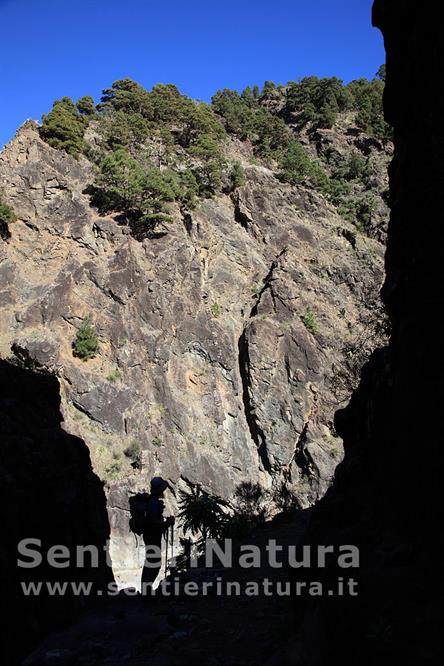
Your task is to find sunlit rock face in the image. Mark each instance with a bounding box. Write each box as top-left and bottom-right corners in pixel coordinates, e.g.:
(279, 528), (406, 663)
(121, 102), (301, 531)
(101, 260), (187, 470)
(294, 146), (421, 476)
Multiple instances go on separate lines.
(0, 122), (385, 573)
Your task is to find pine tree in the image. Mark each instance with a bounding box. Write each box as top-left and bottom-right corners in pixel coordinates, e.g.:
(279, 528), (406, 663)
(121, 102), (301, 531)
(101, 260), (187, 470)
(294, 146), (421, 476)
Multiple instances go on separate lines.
(76, 95), (96, 116)
(211, 89), (255, 139)
(190, 135), (225, 195)
(317, 102), (337, 129)
(40, 97), (86, 156)
(99, 111), (150, 154)
(230, 162), (246, 189)
(92, 150), (179, 229)
(278, 140), (314, 184)
(99, 79), (152, 116)
(262, 80), (276, 96)
(178, 169), (199, 208)
(73, 317), (100, 360)
(279, 140), (328, 191)
(345, 152), (367, 180)
(94, 149), (145, 213)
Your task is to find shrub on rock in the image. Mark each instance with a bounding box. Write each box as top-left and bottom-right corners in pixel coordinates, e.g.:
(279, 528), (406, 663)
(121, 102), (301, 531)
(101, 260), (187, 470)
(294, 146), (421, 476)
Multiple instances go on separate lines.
(0, 197), (16, 240)
(73, 317), (100, 361)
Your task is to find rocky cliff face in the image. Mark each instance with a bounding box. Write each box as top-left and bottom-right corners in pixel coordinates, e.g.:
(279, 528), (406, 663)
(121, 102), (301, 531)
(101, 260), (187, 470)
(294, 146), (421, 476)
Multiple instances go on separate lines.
(284, 3), (443, 664)
(0, 120), (386, 573)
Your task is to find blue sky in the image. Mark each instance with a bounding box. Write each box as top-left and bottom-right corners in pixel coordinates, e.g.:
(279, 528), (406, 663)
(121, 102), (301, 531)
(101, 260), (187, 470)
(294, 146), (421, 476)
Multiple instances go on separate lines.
(0, 0), (383, 148)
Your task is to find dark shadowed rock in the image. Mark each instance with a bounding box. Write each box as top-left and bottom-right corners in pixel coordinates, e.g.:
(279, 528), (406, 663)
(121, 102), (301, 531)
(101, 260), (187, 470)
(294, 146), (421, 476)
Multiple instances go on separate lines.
(284, 3), (443, 664)
(0, 360), (113, 664)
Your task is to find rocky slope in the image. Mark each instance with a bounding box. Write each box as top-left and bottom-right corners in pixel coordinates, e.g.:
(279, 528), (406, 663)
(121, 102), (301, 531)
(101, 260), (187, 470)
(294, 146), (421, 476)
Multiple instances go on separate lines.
(261, 92), (392, 243)
(0, 119), (386, 574)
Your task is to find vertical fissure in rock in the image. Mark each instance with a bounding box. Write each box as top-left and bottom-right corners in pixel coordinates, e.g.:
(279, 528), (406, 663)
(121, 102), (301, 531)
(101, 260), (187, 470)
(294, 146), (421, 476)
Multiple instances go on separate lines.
(181, 211), (193, 236)
(293, 421), (315, 478)
(250, 250), (286, 318)
(233, 196), (250, 230)
(237, 328), (272, 473)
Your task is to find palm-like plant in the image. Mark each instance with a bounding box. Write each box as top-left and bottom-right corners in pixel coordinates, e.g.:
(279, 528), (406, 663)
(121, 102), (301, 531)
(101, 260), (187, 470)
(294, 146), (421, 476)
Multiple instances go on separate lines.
(178, 485), (229, 540)
(234, 481), (267, 520)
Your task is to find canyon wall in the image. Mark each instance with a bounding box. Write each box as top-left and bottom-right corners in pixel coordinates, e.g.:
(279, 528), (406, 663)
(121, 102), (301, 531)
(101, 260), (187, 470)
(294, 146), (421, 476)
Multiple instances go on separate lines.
(0, 122), (386, 573)
(286, 2), (443, 664)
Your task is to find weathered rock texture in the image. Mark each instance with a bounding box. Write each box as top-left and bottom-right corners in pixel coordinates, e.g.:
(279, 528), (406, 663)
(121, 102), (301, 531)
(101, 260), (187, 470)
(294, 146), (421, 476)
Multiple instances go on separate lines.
(284, 3), (443, 664)
(0, 122), (385, 572)
(263, 98), (392, 244)
(0, 359), (113, 665)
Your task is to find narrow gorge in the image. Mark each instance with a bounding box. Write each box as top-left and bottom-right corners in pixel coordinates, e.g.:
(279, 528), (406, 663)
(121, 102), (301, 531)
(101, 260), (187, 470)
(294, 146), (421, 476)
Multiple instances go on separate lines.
(2, 5), (439, 660)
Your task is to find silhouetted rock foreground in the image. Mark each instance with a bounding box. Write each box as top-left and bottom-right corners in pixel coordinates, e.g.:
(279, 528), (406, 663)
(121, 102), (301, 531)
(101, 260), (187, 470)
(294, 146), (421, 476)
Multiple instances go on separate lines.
(278, 2), (443, 664)
(23, 513), (311, 666)
(0, 360), (113, 665)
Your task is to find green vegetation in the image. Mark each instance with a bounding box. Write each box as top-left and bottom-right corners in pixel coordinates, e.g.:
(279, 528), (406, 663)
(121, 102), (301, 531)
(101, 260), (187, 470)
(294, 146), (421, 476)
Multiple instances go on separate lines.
(73, 317), (100, 360)
(286, 76), (353, 129)
(211, 302), (221, 318)
(76, 95), (96, 117)
(232, 481), (268, 528)
(325, 152), (376, 230)
(38, 79), (229, 235)
(211, 83), (331, 192)
(336, 195), (376, 232)
(104, 461), (121, 482)
(106, 369), (121, 382)
(98, 80), (225, 145)
(334, 152), (369, 182)
(0, 197), (17, 240)
(376, 64), (386, 82)
(229, 161), (246, 190)
(90, 80), (227, 235)
(40, 97), (88, 156)
(278, 139), (328, 190)
(175, 480), (300, 571)
(211, 87), (290, 159)
(37, 67), (389, 241)
(189, 135), (224, 196)
(284, 72), (391, 140)
(348, 77), (390, 140)
(302, 306), (318, 334)
(272, 481), (301, 512)
(91, 148), (180, 231)
(209, 70), (390, 230)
